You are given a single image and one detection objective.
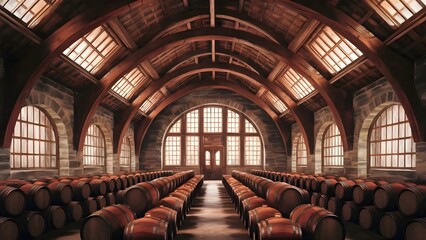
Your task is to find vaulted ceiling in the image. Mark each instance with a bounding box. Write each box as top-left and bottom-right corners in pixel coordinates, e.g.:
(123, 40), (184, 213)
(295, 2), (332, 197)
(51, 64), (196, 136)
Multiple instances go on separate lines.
(0, 0), (425, 155)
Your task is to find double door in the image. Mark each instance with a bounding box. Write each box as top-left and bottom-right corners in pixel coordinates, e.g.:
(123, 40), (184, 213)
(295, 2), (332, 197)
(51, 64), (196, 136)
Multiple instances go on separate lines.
(201, 136), (225, 180)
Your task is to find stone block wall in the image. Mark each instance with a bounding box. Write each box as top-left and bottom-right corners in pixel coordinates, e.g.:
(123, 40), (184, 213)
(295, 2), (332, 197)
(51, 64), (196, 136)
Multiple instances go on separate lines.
(140, 89), (288, 174)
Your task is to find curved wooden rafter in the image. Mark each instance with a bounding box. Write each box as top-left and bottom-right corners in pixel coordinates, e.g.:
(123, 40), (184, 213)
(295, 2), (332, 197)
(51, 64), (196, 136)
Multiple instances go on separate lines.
(113, 62), (314, 157)
(274, 0), (425, 142)
(134, 80), (292, 156)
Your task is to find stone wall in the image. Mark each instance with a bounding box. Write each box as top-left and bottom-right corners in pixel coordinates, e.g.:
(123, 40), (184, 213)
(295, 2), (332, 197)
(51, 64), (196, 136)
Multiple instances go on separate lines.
(140, 89), (288, 174)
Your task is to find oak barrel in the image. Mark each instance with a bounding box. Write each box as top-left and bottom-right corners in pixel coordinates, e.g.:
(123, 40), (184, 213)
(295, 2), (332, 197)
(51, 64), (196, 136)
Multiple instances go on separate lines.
(327, 197), (343, 216)
(405, 217), (426, 240)
(20, 183), (51, 210)
(248, 206), (282, 238)
(266, 182), (310, 217)
(379, 211), (407, 239)
(257, 217), (302, 240)
(335, 180), (357, 201)
(82, 197), (98, 217)
(66, 201), (83, 222)
(398, 185), (426, 217)
(18, 211), (45, 238)
(0, 217), (19, 240)
(318, 195), (329, 208)
(123, 217), (168, 240)
(157, 196), (185, 224)
(47, 182), (73, 205)
(310, 192), (321, 206)
(80, 204), (136, 240)
(373, 182), (414, 211)
(341, 201), (360, 223)
(358, 205), (382, 231)
(68, 180), (91, 201)
(95, 195), (106, 210)
(289, 204), (345, 240)
(123, 182), (160, 217)
(241, 196), (268, 227)
(0, 185), (25, 216)
(320, 179), (338, 196)
(44, 205), (66, 229)
(145, 206), (177, 239)
(352, 182), (378, 205)
(104, 192), (116, 206)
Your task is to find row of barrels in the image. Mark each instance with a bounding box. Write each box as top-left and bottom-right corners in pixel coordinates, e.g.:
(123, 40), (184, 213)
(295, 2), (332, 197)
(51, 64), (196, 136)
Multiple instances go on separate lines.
(252, 170), (426, 240)
(81, 171), (204, 240)
(0, 170), (172, 240)
(224, 171), (346, 240)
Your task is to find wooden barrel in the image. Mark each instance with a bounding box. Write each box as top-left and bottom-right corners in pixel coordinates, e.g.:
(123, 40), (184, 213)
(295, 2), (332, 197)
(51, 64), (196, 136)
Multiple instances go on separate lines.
(120, 175), (128, 189)
(82, 197), (98, 217)
(68, 180), (91, 201)
(379, 211), (407, 239)
(320, 179), (338, 196)
(398, 185), (426, 217)
(0, 186), (26, 217)
(352, 182), (378, 205)
(20, 183), (51, 210)
(341, 201), (360, 223)
(96, 195), (107, 210)
(169, 191), (189, 213)
(405, 217), (426, 240)
(335, 180), (357, 201)
(358, 205), (382, 230)
(373, 182), (415, 211)
(115, 190), (124, 204)
(81, 204), (137, 240)
(157, 196), (185, 224)
(255, 178), (274, 198)
(18, 211), (45, 238)
(66, 201), (83, 222)
(145, 206), (177, 239)
(290, 204), (345, 240)
(110, 176), (122, 191)
(151, 178), (172, 198)
(236, 191), (256, 213)
(44, 205), (66, 229)
(327, 197), (343, 216)
(104, 192), (116, 206)
(318, 194), (329, 208)
(123, 217), (168, 240)
(100, 177), (116, 192)
(310, 192), (321, 206)
(89, 179), (107, 196)
(241, 196), (268, 227)
(123, 182), (160, 217)
(248, 206), (282, 238)
(257, 217), (303, 240)
(0, 217), (19, 240)
(47, 182), (73, 205)
(266, 182), (310, 217)
(311, 177), (326, 192)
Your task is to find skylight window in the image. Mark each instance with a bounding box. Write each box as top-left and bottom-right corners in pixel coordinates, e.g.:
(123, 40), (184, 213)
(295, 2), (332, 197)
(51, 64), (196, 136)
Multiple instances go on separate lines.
(139, 91), (164, 114)
(264, 91), (288, 114)
(309, 26), (363, 73)
(1, 0), (58, 27)
(63, 26), (119, 73)
(278, 68), (315, 100)
(369, 0), (426, 26)
(111, 67), (149, 100)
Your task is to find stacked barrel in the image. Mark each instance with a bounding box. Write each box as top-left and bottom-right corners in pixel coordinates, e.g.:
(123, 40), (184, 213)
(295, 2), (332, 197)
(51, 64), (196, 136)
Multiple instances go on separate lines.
(80, 170), (204, 240)
(223, 170), (345, 240)
(251, 170), (426, 240)
(0, 170), (171, 240)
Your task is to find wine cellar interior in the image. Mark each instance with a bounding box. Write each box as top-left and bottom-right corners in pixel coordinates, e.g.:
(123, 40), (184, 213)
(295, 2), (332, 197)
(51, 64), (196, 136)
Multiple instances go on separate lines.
(0, 0), (426, 239)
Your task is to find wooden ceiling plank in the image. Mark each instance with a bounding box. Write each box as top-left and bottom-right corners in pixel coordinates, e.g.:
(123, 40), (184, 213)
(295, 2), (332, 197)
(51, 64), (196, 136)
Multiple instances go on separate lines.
(108, 17), (138, 51)
(288, 18), (320, 52)
(141, 60), (160, 80)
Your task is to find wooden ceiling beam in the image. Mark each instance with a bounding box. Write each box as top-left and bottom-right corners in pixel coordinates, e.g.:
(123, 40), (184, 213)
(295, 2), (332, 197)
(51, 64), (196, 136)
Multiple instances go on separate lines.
(134, 79), (292, 156)
(108, 17), (138, 51)
(114, 62), (314, 155)
(288, 18), (320, 52)
(275, 0), (425, 142)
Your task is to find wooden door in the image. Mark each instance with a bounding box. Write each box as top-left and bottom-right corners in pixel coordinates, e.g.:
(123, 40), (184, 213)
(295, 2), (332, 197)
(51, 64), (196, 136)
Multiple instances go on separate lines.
(201, 136), (225, 180)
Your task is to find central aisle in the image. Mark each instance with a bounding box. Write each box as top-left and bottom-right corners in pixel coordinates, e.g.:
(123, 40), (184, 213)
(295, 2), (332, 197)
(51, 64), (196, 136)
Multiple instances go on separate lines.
(175, 180), (251, 240)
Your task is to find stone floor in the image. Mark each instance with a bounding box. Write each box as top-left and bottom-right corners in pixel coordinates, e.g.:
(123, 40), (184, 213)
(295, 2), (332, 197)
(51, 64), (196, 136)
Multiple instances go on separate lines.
(36, 180), (385, 240)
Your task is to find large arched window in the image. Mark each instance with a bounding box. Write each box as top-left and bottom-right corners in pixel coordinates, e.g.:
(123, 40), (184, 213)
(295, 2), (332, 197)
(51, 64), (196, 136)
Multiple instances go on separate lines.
(11, 106), (58, 169)
(369, 104), (416, 169)
(120, 136), (132, 169)
(163, 106), (263, 166)
(322, 123), (344, 167)
(83, 124), (106, 167)
(295, 135), (308, 167)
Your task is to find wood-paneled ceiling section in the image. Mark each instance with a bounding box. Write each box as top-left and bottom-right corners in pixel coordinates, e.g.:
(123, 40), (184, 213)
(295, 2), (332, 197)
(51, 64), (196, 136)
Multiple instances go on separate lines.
(0, 0), (425, 153)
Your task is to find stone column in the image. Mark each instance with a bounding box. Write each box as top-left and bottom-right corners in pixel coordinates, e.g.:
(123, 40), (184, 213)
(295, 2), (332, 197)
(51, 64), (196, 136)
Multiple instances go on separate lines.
(0, 148), (11, 179)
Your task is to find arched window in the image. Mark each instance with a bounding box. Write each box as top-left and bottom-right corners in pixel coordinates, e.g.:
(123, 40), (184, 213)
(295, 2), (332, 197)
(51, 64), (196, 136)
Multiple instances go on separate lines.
(163, 106), (263, 166)
(369, 104), (416, 169)
(83, 124), (106, 167)
(322, 123), (344, 167)
(295, 135), (308, 167)
(120, 137), (132, 169)
(11, 106), (58, 169)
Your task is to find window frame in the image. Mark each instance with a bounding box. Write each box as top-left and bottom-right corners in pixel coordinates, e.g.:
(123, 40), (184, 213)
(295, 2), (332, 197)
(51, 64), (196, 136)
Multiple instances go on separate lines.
(367, 104), (416, 170)
(83, 124), (106, 168)
(11, 105), (59, 170)
(120, 136), (132, 168)
(366, 0), (426, 27)
(322, 123), (344, 167)
(295, 135), (308, 167)
(163, 105), (264, 167)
